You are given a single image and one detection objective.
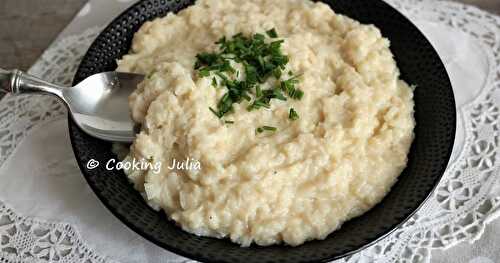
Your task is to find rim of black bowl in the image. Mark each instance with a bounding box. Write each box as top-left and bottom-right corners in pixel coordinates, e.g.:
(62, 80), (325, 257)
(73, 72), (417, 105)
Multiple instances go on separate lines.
(69, 0), (456, 262)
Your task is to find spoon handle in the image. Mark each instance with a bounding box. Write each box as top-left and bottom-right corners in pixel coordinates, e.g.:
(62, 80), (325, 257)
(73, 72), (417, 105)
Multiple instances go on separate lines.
(0, 68), (65, 98)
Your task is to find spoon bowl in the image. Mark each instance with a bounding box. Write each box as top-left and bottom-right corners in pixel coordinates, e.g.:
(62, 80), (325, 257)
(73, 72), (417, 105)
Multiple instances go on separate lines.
(0, 69), (142, 142)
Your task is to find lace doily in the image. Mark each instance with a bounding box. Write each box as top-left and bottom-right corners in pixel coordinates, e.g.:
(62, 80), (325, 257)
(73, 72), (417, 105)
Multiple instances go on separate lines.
(1, 1), (499, 262)
(0, 27), (114, 263)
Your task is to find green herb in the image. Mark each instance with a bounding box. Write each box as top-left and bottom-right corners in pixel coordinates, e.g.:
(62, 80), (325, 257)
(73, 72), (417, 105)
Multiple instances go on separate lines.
(255, 85), (263, 98)
(209, 107), (222, 118)
(280, 75), (304, 100)
(147, 70), (156, 79)
(289, 108), (299, 121)
(271, 88), (287, 101)
(195, 52), (220, 69)
(215, 92), (234, 117)
(194, 29), (303, 125)
(225, 120), (234, 124)
(266, 28), (278, 38)
(256, 126), (277, 134)
(273, 68), (282, 79)
(199, 68), (210, 77)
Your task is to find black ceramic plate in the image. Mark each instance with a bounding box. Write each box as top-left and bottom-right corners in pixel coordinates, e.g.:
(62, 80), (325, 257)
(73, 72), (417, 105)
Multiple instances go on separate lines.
(70, 0), (456, 262)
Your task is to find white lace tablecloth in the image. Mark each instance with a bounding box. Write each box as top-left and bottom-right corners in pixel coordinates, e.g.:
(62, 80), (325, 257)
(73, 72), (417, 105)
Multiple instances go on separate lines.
(1, 0), (499, 262)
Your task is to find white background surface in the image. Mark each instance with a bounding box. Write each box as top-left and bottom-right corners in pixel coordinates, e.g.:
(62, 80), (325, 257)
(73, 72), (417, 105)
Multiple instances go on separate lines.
(1, 0), (499, 262)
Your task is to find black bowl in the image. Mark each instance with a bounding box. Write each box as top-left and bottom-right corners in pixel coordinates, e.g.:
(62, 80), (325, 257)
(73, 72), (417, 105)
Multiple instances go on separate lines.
(70, 0), (456, 262)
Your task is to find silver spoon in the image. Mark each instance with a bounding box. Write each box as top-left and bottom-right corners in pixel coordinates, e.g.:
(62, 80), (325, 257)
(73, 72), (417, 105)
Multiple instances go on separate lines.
(0, 68), (143, 142)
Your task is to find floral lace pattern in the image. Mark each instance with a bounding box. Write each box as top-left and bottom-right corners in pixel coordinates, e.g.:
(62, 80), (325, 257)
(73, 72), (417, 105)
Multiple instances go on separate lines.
(0, 27), (113, 263)
(0, 202), (114, 263)
(1, 1), (499, 262)
(0, 27), (102, 167)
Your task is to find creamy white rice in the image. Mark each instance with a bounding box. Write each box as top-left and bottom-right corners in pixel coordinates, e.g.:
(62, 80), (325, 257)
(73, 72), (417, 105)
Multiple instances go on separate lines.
(116, 0), (415, 247)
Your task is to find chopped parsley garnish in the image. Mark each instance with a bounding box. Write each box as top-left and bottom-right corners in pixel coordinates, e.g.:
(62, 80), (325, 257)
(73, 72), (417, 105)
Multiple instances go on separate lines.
(194, 28), (304, 130)
(256, 126), (277, 134)
(289, 108), (299, 121)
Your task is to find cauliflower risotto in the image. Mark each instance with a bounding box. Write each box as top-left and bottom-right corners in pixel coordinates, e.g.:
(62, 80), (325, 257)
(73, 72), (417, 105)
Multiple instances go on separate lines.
(116, 0), (415, 246)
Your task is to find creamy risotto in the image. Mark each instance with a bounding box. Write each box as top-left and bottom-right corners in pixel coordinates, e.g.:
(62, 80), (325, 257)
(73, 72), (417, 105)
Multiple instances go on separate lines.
(116, 0), (415, 246)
